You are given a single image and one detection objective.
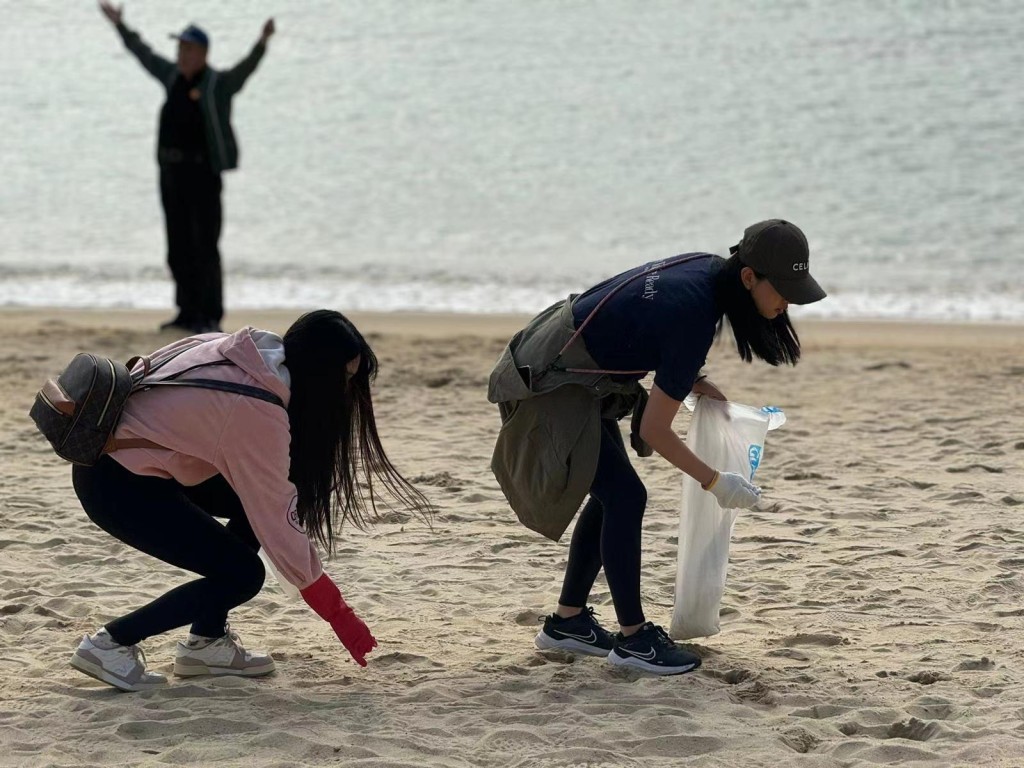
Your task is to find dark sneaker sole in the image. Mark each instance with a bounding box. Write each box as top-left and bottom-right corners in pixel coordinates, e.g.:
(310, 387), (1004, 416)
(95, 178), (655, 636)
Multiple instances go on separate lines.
(607, 651), (702, 676)
(535, 629), (611, 657)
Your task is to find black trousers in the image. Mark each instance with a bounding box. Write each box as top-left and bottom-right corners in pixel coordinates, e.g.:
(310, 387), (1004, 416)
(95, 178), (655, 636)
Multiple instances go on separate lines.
(72, 456), (265, 647)
(159, 162), (224, 326)
(558, 419), (648, 627)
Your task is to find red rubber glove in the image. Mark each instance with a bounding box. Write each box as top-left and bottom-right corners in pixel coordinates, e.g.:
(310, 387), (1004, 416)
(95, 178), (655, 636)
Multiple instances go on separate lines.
(300, 574), (377, 666)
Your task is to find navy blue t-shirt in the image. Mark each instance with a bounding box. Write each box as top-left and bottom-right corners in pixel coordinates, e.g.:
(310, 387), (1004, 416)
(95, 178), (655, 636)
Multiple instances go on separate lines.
(571, 253), (723, 401)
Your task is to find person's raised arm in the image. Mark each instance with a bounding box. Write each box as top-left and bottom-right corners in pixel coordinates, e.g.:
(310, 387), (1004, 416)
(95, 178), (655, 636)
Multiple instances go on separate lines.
(640, 383), (761, 509)
(221, 18), (274, 95)
(99, 2), (176, 85)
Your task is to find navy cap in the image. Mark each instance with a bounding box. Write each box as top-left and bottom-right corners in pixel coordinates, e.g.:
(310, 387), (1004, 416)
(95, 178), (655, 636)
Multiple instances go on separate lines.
(729, 219), (827, 305)
(169, 24), (209, 48)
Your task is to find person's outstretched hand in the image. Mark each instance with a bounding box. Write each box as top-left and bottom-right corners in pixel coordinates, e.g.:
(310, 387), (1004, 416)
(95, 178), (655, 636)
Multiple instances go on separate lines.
(260, 18), (275, 43)
(300, 573), (378, 667)
(99, 1), (123, 25)
(329, 607), (378, 667)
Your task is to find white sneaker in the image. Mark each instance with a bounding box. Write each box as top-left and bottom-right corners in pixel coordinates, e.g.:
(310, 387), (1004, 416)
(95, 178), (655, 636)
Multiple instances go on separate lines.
(70, 629), (168, 692)
(174, 624), (275, 678)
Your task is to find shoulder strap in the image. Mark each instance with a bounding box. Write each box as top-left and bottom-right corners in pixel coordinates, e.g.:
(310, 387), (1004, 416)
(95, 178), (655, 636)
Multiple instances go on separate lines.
(128, 338), (210, 386)
(142, 378), (284, 408)
(106, 340), (285, 455)
(550, 253), (711, 375)
(136, 348), (284, 407)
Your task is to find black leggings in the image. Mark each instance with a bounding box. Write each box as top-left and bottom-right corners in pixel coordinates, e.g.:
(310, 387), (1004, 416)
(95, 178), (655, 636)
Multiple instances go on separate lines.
(72, 456), (265, 646)
(558, 419), (648, 627)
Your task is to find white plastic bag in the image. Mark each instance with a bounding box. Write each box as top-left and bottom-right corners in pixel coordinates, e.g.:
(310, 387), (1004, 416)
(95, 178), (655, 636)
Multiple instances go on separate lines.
(669, 396), (785, 640)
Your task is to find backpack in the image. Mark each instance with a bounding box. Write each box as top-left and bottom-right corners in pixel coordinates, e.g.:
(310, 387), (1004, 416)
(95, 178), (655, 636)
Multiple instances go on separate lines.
(29, 339), (284, 466)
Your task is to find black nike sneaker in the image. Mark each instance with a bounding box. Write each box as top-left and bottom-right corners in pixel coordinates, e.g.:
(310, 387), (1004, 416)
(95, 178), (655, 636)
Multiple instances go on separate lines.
(534, 606), (615, 656)
(607, 622), (702, 676)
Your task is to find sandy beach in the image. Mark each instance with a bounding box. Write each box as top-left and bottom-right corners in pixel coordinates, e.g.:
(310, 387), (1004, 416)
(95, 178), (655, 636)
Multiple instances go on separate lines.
(0, 307), (1021, 767)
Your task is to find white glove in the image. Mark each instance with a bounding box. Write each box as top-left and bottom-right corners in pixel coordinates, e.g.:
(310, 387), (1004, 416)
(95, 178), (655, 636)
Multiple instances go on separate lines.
(705, 471), (761, 509)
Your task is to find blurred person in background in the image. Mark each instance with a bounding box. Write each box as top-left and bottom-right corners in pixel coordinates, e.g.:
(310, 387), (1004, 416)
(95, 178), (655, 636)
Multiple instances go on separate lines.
(99, 2), (275, 334)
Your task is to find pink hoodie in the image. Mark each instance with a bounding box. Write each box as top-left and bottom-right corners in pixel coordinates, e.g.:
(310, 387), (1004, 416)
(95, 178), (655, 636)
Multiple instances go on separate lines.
(110, 328), (323, 590)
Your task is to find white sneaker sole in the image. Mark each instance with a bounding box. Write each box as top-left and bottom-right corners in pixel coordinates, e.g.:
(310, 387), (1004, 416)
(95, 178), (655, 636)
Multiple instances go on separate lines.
(173, 659), (276, 677)
(607, 651), (700, 676)
(534, 630), (611, 657)
(70, 653), (167, 692)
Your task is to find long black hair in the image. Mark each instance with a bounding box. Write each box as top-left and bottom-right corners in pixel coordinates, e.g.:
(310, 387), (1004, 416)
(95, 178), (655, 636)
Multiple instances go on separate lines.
(713, 254), (802, 366)
(283, 310), (433, 553)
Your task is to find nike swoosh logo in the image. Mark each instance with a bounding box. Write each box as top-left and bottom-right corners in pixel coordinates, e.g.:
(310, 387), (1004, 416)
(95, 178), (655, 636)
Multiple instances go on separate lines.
(619, 647), (657, 661)
(556, 629), (598, 643)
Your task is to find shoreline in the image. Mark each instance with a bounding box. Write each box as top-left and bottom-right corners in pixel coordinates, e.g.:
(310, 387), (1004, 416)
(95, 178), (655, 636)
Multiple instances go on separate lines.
(2, 306), (1021, 349)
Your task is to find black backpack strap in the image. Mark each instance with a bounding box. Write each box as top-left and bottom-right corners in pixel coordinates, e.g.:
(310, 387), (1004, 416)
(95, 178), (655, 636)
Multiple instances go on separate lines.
(142, 378), (284, 408)
(158, 359), (234, 382)
(131, 340), (284, 408)
(131, 339), (211, 385)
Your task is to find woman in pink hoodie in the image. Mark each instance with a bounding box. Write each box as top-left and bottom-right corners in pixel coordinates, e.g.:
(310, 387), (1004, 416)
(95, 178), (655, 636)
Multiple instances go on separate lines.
(69, 310), (431, 691)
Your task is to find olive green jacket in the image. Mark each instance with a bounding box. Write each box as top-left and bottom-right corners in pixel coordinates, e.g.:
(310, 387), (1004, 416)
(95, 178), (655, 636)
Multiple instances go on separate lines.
(487, 297), (650, 541)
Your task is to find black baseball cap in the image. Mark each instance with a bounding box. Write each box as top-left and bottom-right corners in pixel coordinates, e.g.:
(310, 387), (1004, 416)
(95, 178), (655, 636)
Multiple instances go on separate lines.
(170, 24), (210, 48)
(730, 219), (827, 305)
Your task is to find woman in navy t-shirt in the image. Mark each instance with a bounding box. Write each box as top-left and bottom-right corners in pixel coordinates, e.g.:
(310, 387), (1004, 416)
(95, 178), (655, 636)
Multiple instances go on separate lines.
(531, 219), (827, 675)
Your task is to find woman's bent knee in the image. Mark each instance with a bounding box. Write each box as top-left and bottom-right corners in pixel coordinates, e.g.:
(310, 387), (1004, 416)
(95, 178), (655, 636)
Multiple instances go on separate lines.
(236, 553), (266, 601)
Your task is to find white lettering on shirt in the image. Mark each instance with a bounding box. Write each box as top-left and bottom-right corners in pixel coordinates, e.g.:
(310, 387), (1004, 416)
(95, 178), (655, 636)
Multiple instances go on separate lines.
(642, 261), (666, 301)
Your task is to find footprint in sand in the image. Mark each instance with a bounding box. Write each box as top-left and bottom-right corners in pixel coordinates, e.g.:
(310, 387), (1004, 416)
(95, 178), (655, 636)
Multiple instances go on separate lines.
(906, 699), (955, 720)
(491, 541), (529, 554)
(780, 633), (849, 648)
(892, 720), (940, 741)
(476, 727), (551, 754)
(906, 671), (950, 685)
(532, 649), (576, 665)
(371, 652), (445, 670)
(864, 361), (912, 371)
(116, 716), (259, 740)
(782, 471), (833, 481)
(410, 471), (464, 490)
(767, 648), (812, 661)
(954, 657), (996, 671)
(511, 609), (543, 626)
(509, 748), (643, 768)
(790, 704), (851, 719)
(728, 680), (776, 706)
(839, 717), (942, 742)
(995, 608), (1024, 617)
(779, 726), (823, 753)
(705, 668), (755, 685)
(946, 464), (1004, 474)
